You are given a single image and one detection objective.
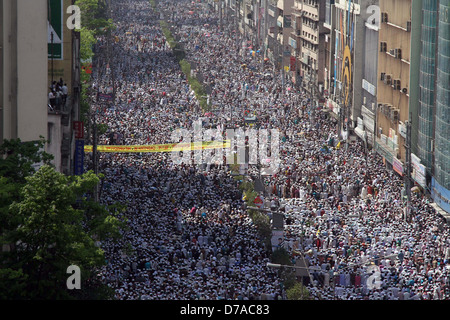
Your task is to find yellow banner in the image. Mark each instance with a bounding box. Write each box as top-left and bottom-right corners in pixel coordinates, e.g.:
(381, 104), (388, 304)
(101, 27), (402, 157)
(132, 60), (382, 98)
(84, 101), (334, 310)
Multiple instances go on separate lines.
(84, 140), (230, 153)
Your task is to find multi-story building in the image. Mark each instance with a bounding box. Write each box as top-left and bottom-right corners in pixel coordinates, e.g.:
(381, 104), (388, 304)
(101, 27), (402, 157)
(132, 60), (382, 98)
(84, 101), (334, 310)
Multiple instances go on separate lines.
(223, 0), (450, 215)
(327, 0), (365, 139)
(374, 0), (411, 173)
(289, 0), (303, 86)
(277, 0), (294, 73)
(322, 0), (382, 147)
(292, 0), (328, 102)
(1, 0), (49, 144)
(433, 0), (450, 214)
(409, 0), (450, 214)
(415, 0), (438, 171)
(263, 0), (294, 72)
(47, 0), (81, 175)
(266, 0), (282, 68)
(354, 0), (379, 149)
(1, 0), (81, 176)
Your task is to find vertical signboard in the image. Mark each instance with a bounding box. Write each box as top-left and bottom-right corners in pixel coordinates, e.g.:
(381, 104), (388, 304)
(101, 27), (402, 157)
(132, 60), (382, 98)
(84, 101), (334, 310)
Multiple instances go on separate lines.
(393, 157), (403, 176)
(73, 121), (84, 139)
(48, 0), (63, 60)
(411, 153), (426, 188)
(74, 140), (84, 175)
(290, 56), (296, 72)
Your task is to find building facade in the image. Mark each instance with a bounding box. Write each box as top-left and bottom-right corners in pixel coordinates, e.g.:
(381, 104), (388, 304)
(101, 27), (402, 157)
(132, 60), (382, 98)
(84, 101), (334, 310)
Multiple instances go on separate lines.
(1, 0), (49, 144)
(290, 0), (328, 104)
(47, 0), (81, 175)
(374, 0), (411, 171)
(432, 0), (450, 213)
(1, 0), (81, 176)
(219, 0), (450, 214)
(408, 0), (449, 213)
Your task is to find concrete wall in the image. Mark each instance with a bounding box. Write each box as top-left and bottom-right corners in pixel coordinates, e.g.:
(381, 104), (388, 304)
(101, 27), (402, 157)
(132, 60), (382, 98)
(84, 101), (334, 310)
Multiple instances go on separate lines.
(1, 0), (48, 143)
(409, 0), (422, 156)
(17, 0), (48, 142)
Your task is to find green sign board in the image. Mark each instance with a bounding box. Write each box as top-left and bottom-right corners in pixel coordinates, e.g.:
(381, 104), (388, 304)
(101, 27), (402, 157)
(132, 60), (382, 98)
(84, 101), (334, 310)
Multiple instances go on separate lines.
(48, 0), (63, 60)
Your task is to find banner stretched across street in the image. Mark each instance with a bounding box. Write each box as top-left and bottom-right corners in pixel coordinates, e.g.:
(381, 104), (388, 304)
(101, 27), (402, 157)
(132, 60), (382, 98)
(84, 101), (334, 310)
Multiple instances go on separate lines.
(84, 140), (230, 153)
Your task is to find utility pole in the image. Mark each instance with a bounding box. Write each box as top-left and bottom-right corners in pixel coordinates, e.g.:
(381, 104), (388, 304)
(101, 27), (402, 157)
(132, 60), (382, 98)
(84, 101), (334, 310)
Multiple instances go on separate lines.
(405, 115), (412, 220)
(255, 0), (259, 48)
(219, 0), (222, 30)
(224, 0), (227, 25)
(51, 32), (55, 86)
(107, 1), (115, 101)
(263, 0), (268, 67)
(92, 107), (99, 202)
(345, 94), (352, 150)
(309, 60), (316, 126)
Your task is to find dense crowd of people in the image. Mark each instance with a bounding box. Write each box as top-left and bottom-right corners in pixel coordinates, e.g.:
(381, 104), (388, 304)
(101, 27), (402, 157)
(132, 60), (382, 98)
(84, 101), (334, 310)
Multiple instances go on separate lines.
(48, 78), (68, 112)
(87, 0), (450, 300)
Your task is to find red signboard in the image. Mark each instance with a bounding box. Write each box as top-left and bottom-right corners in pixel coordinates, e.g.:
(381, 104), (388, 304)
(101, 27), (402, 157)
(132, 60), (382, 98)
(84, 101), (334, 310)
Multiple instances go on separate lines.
(73, 121), (84, 139)
(290, 56), (296, 72)
(254, 196), (264, 209)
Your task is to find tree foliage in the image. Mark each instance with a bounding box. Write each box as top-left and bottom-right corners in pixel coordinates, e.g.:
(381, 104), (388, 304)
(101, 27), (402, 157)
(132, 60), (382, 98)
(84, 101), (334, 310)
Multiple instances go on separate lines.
(75, 0), (115, 123)
(1, 166), (124, 299)
(271, 247), (293, 266)
(79, 27), (97, 63)
(286, 281), (310, 300)
(0, 137), (53, 184)
(0, 139), (124, 299)
(0, 138), (53, 234)
(75, 0), (114, 36)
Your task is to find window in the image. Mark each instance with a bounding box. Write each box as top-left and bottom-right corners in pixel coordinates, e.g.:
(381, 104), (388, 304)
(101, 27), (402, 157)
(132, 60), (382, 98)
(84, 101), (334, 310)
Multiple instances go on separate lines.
(48, 122), (54, 144)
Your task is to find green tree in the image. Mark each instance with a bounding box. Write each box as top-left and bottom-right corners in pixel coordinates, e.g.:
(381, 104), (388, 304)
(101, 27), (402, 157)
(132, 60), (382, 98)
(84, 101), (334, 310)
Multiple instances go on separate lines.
(286, 281), (310, 300)
(75, 0), (114, 36)
(0, 137), (53, 184)
(79, 27), (97, 63)
(2, 165), (124, 299)
(75, 0), (115, 124)
(0, 137), (53, 234)
(271, 247), (292, 266)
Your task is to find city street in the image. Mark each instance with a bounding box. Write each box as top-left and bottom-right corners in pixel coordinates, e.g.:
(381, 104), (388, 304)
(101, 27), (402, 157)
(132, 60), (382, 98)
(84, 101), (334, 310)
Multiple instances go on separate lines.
(89, 0), (450, 300)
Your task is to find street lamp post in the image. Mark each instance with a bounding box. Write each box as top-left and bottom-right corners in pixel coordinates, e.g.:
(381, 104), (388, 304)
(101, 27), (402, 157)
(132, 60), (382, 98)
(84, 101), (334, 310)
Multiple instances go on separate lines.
(267, 253), (399, 298)
(51, 32), (54, 86)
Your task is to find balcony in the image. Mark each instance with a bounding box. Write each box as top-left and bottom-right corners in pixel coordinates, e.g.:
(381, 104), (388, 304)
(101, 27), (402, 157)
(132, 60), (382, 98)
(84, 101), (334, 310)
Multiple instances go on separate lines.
(291, 6), (303, 18)
(301, 25), (319, 45)
(290, 29), (302, 40)
(302, 23), (318, 36)
(302, 47), (318, 62)
(277, 15), (284, 28)
(302, 2), (319, 21)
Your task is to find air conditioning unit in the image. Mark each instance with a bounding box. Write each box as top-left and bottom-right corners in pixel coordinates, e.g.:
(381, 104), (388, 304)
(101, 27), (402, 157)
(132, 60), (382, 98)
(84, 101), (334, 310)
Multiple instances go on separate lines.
(393, 79), (401, 90)
(395, 48), (402, 59)
(402, 87), (408, 94)
(381, 12), (388, 23)
(389, 49), (396, 56)
(384, 74), (392, 85)
(380, 42), (387, 52)
(406, 20), (411, 32)
(384, 104), (392, 116)
(391, 108), (399, 122)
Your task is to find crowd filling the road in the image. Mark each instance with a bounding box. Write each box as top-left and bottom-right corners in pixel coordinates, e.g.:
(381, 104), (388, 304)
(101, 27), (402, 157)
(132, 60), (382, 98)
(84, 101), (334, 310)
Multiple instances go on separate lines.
(87, 0), (450, 300)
